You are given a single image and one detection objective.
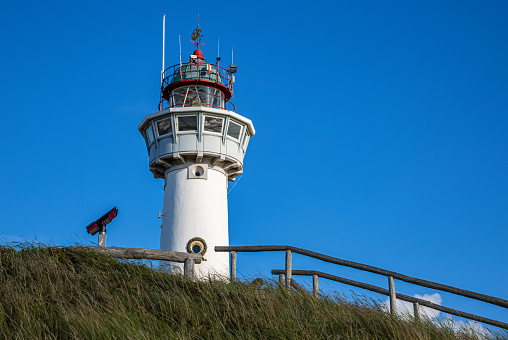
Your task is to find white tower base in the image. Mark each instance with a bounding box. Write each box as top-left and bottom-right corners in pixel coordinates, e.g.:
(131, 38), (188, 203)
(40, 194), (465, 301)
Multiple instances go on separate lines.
(160, 162), (229, 278)
(139, 106), (255, 280)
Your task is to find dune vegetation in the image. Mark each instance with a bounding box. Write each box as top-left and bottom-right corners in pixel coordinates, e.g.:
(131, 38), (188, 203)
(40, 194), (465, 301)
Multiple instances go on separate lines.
(0, 243), (505, 339)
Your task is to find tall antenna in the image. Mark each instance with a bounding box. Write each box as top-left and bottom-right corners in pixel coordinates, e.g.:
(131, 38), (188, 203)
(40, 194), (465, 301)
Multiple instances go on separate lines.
(159, 14), (166, 111)
(161, 15), (166, 86)
(179, 35), (182, 66)
(179, 35), (182, 79)
(216, 38), (221, 68)
(232, 46), (234, 65)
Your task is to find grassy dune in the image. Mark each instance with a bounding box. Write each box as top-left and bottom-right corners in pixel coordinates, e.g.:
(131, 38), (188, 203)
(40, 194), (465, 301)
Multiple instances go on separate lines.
(0, 244), (505, 339)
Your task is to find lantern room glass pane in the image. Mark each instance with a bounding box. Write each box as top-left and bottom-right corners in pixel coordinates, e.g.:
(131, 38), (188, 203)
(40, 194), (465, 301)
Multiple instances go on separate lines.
(196, 86), (208, 104)
(186, 86), (200, 106)
(227, 121), (242, 140)
(171, 85), (225, 109)
(204, 116), (223, 133)
(178, 116), (197, 131)
(172, 87), (187, 106)
(212, 91), (224, 108)
(156, 117), (172, 136)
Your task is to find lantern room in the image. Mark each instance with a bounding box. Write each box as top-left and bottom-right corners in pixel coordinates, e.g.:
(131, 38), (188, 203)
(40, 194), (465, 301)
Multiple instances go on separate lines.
(160, 49), (236, 111)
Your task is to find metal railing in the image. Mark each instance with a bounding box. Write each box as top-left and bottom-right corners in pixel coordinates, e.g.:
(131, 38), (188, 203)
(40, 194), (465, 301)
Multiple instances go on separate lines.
(215, 245), (508, 330)
(162, 61), (233, 92)
(159, 61), (235, 112)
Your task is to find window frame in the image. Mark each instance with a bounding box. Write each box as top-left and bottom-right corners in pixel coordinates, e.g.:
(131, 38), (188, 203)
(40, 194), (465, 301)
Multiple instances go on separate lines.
(144, 123), (155, 147)
(242, 132), (250, 150)
(154, 116), (173, 139)
(176, 114), (199, 134)
(202, 115), (225, 136)
(225, 119), (244, 142)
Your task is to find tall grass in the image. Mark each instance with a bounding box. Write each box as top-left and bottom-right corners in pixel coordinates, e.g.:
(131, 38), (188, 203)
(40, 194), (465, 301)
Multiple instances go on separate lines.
(0, 244), (505, 339)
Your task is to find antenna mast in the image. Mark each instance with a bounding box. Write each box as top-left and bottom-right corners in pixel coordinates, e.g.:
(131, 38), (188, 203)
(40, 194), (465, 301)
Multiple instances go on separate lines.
(216, 38), (221, 70)
(179, 35), (182, 80)
(161, 15), (166, 86)
(179, 35), (182, 67)
(159, 14), (166, 111)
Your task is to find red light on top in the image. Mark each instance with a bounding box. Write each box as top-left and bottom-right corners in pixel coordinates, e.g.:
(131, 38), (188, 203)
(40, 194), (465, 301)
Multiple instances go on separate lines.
(193, 49), (204, 60)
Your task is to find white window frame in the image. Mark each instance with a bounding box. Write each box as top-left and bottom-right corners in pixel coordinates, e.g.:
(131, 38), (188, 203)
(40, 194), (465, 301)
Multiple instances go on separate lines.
(175, 114), (199, 134)
(145, 123), (155, 147)
(155, 116), (173, 139)
(242, 132), (250, 150)
(202, 115), (225, 136)
(225, 119), (244, 142)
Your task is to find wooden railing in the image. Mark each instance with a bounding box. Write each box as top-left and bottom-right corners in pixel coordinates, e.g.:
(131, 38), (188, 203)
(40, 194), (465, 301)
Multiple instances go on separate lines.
(72, 246), (201, 278)
(215, 245), (508, 330)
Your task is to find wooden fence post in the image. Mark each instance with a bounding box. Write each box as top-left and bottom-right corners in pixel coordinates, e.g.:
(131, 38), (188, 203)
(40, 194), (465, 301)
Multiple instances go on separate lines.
(279, 274), (285, 286)
(313, 274), (319, 297)
(184, 258), (195, 278)
(230, 251), (237, 281)
(388, 276), (397, 316)
(413, 301), (420, 320)
(285, 250), (292, 290)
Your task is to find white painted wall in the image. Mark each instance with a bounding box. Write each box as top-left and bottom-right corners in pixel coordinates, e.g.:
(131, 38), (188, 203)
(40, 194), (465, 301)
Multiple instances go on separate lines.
(160, 164), (229, 278)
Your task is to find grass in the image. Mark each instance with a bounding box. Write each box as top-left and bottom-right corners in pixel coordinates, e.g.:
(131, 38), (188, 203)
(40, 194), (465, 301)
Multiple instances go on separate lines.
(0, 243), (506, 339)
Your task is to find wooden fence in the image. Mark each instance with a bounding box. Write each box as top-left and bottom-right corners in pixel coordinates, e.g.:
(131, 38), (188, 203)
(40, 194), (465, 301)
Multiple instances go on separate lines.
(71, 246), (201, 277)
(215, 245), (508, 330)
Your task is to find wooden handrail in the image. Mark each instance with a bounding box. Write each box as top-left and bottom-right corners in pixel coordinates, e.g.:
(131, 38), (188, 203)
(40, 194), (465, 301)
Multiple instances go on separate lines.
(215, 245), (508, 309)
(72, 246), (202, 263)
(71, 246), (201, 278)
(271, 269), (508, 330)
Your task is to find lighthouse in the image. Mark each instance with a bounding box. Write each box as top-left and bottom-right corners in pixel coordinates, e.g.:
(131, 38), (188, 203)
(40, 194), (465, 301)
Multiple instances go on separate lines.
(138, 20), (255, 278)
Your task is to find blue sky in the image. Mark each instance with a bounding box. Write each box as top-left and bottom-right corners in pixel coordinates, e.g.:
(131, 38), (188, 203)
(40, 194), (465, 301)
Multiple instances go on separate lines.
(1, 0), (507, 330)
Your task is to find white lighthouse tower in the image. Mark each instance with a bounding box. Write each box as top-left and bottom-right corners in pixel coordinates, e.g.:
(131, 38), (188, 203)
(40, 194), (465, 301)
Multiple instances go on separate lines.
(138, 21), (255, 278)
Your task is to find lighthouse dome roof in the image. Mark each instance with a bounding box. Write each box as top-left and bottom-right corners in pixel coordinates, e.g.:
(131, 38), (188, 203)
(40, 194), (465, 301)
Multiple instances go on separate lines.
(170, 49), (223, 85)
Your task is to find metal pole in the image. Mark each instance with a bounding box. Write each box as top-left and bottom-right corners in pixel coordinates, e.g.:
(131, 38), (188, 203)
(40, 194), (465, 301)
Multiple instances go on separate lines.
(179, 35), (182, 72)
(98, 231), (106, 248)
(313, 274), (319, 297)
(184, 258), (195, 278)
(98, 224), (106, 248)
(285, 250), (292, 289)
(162, 14), (166, 85)
(216, 39), (220, 83)
(413, 301), (420, 320)
(230, 251), (237, 281)
(388, 276), (397, 316)
(159, 15), (166, 111)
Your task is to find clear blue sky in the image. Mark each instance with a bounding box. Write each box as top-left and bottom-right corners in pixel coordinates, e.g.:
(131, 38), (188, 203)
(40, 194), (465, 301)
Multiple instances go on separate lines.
(1, 0), (507, 329)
